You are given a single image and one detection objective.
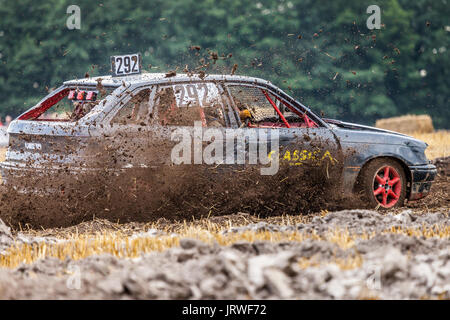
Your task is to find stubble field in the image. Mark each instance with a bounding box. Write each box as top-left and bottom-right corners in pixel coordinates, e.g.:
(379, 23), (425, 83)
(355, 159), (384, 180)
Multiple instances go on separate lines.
(0, 130), (448, 299)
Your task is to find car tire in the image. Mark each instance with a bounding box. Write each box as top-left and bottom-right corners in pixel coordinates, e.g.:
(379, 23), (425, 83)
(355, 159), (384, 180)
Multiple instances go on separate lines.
(359, 158), (407, 209)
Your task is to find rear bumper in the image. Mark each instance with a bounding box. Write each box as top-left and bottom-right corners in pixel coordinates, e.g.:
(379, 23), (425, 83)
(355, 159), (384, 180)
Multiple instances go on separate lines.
(0, 161), (151, 192)
(0, 161), (105, 189)
(408, 163), (437, 201)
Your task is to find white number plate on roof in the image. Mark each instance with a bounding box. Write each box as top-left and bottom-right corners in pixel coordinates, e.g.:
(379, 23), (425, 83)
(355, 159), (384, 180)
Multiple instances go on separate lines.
(110, 53), (141, 77)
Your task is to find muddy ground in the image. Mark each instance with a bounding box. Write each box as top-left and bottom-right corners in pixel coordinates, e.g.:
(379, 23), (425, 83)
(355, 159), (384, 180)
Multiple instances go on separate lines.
(0, 157), (448, 299)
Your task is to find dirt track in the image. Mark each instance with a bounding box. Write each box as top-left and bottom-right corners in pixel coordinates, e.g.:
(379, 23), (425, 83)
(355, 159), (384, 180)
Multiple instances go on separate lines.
(0, 208), (449, 299)
(0, 157), (448, 299)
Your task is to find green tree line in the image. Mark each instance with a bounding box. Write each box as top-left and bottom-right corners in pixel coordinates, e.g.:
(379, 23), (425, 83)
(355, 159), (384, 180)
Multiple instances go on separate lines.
(0, 0), (448, 127)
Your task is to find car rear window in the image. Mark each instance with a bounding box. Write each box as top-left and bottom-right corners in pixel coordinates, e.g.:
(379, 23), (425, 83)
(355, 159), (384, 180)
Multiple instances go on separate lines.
(19, 86), (114, 122)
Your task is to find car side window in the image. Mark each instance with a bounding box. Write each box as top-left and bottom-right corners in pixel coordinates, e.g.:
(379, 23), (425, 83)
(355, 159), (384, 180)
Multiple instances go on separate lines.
(228, 85), (278, 122)
(227, 85), (317, 128)
(155, 83), (227, 127)
(111, 88), (151, 125)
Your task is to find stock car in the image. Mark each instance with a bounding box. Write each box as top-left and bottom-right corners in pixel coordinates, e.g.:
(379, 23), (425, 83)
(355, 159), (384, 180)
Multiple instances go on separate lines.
(0, 54), (437, 209)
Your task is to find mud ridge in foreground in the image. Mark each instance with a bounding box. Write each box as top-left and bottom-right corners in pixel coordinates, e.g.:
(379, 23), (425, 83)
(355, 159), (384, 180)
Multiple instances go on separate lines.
(0, 159), (357, 228)
(0, 209), (449, 299)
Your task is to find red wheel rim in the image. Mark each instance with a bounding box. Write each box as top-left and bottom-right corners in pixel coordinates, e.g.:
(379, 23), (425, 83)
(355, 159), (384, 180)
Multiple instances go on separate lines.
(372, 166), (402, 208)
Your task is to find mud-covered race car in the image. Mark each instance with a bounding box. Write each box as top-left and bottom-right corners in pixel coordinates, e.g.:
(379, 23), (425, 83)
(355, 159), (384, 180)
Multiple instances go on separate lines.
(0, 54), (436, 209)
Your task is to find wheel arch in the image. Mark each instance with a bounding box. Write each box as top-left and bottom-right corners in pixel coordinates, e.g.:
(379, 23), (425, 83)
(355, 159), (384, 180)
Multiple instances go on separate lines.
(354, 155), (412, 197)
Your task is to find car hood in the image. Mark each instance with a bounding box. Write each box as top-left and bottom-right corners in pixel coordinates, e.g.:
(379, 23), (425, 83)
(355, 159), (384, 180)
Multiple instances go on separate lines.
(324, 119), (428, 148)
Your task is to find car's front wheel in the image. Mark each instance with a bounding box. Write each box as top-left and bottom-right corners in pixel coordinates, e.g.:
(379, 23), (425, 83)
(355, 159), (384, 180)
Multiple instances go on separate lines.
(359, 158), (407, 209)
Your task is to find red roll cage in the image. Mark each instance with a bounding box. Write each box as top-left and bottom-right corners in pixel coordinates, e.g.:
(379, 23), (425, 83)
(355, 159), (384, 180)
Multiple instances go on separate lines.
(247, 89), (317, 129)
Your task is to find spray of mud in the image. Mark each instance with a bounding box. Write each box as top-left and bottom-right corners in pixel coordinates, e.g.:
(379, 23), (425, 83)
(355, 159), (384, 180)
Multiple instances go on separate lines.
(0, 132), (361, 229)
(0, 74), (365, 229)
(0, 164), (348, 229)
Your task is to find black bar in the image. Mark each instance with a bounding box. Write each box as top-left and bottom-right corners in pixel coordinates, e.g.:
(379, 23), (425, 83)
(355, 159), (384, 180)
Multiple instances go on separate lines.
(0, 300), (447, 319)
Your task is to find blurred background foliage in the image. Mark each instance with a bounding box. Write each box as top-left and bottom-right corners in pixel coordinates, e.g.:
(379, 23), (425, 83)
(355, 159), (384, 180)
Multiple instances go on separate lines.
(0, 0), (448, 127)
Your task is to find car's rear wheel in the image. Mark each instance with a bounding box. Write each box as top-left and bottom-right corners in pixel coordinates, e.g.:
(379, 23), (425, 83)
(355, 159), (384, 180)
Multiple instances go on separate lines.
(359, 158), (407, 209)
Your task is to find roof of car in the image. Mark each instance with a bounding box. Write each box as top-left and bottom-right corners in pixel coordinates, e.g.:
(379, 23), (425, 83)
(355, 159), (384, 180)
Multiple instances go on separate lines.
(63, 72), (273, 88)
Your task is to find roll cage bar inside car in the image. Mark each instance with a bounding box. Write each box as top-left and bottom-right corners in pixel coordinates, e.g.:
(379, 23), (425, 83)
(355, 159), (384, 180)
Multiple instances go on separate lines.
(261, 89), (317, 128)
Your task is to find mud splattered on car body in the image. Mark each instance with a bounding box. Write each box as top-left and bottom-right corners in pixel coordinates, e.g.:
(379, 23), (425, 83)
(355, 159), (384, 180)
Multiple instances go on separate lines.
(0, 73), (437, 227)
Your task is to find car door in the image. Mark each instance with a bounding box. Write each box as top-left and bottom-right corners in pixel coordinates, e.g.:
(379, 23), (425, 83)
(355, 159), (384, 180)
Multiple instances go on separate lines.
(224, 82), (343, 179)
(100, 85), (159, 170)
(151, 81), (235, 166)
